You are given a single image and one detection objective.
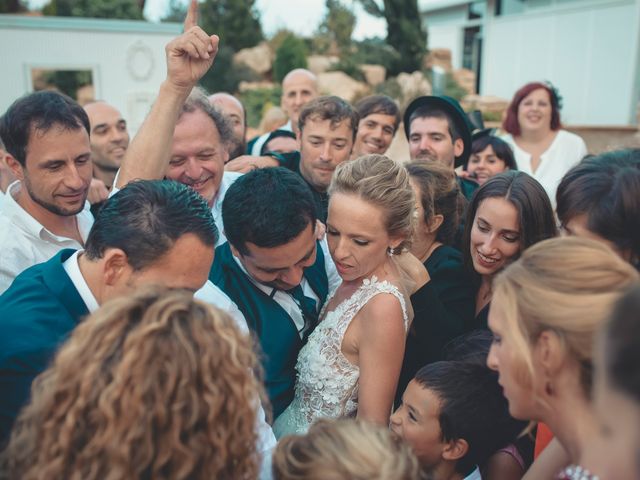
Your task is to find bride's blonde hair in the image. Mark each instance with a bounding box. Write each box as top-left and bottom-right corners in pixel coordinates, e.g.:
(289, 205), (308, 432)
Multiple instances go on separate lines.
(329, 154), (415, 253)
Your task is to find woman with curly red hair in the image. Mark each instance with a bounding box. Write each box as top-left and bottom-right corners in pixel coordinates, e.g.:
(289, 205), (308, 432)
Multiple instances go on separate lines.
(1, 287), (265, 480)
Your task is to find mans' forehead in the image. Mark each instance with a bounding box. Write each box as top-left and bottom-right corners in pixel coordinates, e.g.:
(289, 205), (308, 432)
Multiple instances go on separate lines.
(283, 75), (317, 94)
(410, 116), (451, 135)
(361, 113), (396, 126)
(84, 102), (124, 123)
(304, 117), (353, 138)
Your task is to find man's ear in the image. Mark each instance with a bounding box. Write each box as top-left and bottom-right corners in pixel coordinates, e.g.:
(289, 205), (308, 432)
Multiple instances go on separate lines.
(428, 214), (444, 234)
(453, 138), (465, 158)
(230, 243), (241, 260)
(296, 129), (303, 150)
(102, 249), (130, 286)
(442, 438), (469, 462)
(5, 154), (25, 181)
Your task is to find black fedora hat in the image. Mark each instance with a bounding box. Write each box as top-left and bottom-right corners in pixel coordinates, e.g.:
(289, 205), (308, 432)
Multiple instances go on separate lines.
(403, 95), (472, 168)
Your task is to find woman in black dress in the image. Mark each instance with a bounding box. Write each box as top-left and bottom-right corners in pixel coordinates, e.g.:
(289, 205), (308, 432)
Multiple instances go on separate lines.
(396, 162), (475, 403)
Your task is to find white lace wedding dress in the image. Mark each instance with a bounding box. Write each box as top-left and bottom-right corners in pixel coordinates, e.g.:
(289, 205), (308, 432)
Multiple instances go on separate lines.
(273, 276), (409, 438)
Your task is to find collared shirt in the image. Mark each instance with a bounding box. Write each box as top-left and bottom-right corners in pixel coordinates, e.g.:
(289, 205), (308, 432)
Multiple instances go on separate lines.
(194, 280), (276, 480)
(0, 189), (5, 210)
(0, 181), (93, 294)
(62, 250), (99, 313)
(231, 237), (341, 337)
(110, 171), (241, 247)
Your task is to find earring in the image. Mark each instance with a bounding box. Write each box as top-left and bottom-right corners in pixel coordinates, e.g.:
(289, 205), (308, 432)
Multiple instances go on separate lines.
(387, 247), (395, 257)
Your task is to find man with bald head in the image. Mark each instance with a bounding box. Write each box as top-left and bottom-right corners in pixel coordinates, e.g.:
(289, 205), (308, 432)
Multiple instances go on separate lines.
(208, 92), (246, 161)
(248, 68), (318, 155)
(83, 101), (130, 190)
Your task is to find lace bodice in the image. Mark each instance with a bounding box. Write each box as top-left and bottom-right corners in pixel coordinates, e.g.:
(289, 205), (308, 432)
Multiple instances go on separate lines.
(273, 276), (408, 438)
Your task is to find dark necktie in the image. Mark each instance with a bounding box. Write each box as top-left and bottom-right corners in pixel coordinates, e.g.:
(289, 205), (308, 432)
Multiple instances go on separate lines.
(286, 285), (318, 340)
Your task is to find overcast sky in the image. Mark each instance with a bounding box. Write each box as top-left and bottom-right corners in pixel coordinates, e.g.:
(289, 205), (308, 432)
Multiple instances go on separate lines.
(141, 0), (387, 40)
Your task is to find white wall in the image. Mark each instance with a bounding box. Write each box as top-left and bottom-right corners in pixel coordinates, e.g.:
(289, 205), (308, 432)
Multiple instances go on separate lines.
(422, 4), (470, 68)
(0, 16), (182, 134)
(481, 0), (640, 125)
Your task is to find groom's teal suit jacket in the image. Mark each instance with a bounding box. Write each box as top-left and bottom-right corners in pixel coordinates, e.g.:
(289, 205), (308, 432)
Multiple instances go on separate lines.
(0, 249), (88, 444)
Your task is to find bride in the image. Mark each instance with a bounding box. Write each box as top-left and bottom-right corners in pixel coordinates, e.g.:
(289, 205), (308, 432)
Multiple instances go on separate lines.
(273, 154), (418, 437)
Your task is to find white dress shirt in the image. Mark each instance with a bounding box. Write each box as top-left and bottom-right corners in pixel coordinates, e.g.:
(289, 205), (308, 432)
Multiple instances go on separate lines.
(231, 236), (342, 336)
(62, 250), (99, 313)
(0, 181), (93, 294)
(0, 189), (5, 210)
(195, 280), (276, 480)
(502, 130), (588, 208)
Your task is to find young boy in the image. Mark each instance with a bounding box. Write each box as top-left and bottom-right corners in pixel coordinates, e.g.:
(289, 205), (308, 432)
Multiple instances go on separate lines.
(390, 360), (522, 480)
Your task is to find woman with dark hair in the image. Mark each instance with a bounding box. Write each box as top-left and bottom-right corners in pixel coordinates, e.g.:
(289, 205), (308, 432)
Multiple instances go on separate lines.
(557, 148), (640, 268)
(502, 82), (587, 205)
(395, 162), (475, 404)
(465, 134), (517, 185)
(463, 171), (557, 330)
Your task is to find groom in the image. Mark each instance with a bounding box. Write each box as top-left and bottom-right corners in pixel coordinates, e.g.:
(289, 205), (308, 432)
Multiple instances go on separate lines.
(210, 167), (340, 417)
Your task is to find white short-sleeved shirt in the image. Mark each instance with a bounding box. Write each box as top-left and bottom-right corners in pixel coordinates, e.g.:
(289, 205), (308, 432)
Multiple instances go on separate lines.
(0, 181), (93, 294)
(502, 130), (588, 207)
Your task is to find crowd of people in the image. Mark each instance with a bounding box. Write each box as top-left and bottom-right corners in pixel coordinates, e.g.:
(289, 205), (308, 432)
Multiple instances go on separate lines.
(0, 2), (639, 479)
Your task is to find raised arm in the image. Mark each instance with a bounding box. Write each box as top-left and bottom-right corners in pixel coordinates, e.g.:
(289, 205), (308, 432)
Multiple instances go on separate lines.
(116, 0), (219, 188)
(356, 293), (407, 425)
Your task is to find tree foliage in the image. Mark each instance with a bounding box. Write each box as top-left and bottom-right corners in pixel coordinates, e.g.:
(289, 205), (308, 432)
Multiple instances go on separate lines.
(356, 0), (427, 74)
(316, 0), (356, 56)
(0, 0), (27, 13)
(198, 45), (260, 95)
(273, 33), (308, 83)
(42, 0), (143, 19)
(199, 0), (264, 52)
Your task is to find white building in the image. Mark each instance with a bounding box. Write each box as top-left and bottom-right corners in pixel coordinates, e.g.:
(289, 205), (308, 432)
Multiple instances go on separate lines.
(420, 0), (640, 126)
(0, 15), (182, 133)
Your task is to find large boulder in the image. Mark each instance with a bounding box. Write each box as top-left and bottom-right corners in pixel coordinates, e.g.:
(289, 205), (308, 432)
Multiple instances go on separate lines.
(460, 94), (510, 120)
(361, 64), (386, 87)
(317, 71), (369, 102)
(424, 48), (452, 73)
(233, 42), (273, 75)
(307, 55), (340, 75)
(396, 71), (432, 105)
(453, 68), (476, 95)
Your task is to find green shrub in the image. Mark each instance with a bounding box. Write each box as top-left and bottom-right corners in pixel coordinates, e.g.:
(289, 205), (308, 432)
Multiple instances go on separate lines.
(273, 34), (308, 83)
(199, 46), (260, 95)
(240, 87), (283, 129)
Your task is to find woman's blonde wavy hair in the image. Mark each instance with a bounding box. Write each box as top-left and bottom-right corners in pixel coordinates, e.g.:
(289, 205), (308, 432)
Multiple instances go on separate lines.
(492, 237), (640, 395)
(1, 287), (264, 480)
(272, 418), (422, 480)
(329, 154), (415, 253)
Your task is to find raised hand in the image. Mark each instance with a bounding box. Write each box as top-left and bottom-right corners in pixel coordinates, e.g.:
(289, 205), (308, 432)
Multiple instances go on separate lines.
(164, 0), (219, 93)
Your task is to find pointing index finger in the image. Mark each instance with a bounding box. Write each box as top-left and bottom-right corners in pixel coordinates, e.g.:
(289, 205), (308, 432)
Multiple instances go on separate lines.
(184, 0), (198, 31)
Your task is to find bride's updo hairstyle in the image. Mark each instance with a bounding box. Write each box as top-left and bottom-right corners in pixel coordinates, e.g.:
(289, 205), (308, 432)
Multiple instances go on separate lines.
(328, 154), (415, 254)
